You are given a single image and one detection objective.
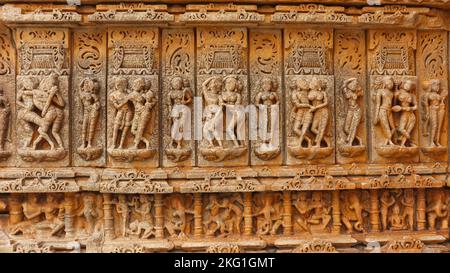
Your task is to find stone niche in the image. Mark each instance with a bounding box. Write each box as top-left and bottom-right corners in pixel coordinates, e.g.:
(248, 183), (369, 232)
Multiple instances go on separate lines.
(0, 1), (448, 253)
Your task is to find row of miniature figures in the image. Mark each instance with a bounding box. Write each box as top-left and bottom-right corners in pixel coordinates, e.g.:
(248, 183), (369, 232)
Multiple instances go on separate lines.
(1, 73), (447, 166)
(0, 188), (447, 241)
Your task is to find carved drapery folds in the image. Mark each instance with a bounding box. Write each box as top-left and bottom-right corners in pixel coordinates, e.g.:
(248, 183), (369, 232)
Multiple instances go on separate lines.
(0, 2), (449, 253)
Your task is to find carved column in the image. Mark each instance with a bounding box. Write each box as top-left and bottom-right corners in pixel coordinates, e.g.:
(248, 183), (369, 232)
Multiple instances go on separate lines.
(369, 190), (380, 232)
(244, 192), (252, 236)
(102, 193), (115, 240)
(193, 193), (203, 238)
(64, 193), (76, 238)
(331, 191), (341, 234)
(154, 194), (164, 239)
(282, 191), (292, 235)
(417, 188), (426, 231)
(8, 194), (22, 225)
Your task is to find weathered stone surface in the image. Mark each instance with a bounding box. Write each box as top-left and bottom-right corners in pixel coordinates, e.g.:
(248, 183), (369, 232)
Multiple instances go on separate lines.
(0, 1), (448, 253)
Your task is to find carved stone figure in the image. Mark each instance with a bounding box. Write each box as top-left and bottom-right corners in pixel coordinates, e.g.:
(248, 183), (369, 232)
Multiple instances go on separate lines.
(293, 191), (331, 233)
(108, 77), (157, 161)
(17, 74), (67, 161)
(77, 78), (102, 160)
(338, 78), (365, 157)
(393, 80), (417, 147)
(199, 76), (247, 162)
(253, 78), (280, 160)
(0, 87), (11, 159)
(421, 79), (448, 155)
(340, 191), (365, 233)
(166, 76), (193, 162)
(373, 76), (396, 147)
(426, 189), (448, 231)
(380, 190), (396, 231)
(288, 77), (333, 161)
(204, 194), (243, 237)
(164, 194), (194, 238)
(253, 193), (283, 236)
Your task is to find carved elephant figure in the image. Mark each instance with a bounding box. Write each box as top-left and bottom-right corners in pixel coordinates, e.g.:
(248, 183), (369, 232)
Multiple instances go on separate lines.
(426, 189), (448, 230)
(340, 191), (365, 233)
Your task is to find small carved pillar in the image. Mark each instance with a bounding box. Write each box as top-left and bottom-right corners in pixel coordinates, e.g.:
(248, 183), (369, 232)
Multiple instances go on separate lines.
(282, 191), (292, 235)
(103, 193), (115, 240)
(369, 190), (380, 232)
(244, 192), (252, 236)
(154, 194), (164, 239)
(193, 193), (202, 238)
(64, 193), (76, 238)
(8, 194), (23, 225)
(417, 188), (426, 231)
(332, 191), (341, 234)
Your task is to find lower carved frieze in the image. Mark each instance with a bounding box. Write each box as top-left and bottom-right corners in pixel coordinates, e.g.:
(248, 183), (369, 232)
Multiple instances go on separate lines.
(0, 180), (448, 253)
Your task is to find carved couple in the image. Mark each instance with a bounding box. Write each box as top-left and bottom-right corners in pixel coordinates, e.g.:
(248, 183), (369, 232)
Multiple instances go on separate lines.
(109, 77), (157, 150)
(17, 73), (65, 151)
(290, 77), (329, 148)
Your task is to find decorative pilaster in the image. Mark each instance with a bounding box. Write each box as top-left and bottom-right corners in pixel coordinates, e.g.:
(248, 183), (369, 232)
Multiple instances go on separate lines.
(244, 192), (252, 236)
(102, 193), (115, 240)
(154, 194), (164, 239)
(193, 193), (203, 238)
(282, 191), (292, 235)
(369, 190), (380, 232)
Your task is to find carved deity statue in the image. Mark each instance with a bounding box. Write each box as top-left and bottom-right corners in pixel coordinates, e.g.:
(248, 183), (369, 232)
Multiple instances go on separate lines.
(221, 75), (244, 148)
(290, 78), (312, 147)
(426, 189), (448, 230)
(421, 79), (447, 148)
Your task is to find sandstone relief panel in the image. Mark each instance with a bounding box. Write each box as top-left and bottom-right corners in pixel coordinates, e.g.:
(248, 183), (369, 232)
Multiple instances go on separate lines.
(162, 29), (195, 167)
(285, 29), (335, 165)
(334, 30), (367, 163)
(107, 28), (159, 168)
(0, 2), (448, 254)
(0, 26), (14, 166)
(250, 29), (283, 165)
(16, 28), (70, 167)
(368, 30), (419, 163)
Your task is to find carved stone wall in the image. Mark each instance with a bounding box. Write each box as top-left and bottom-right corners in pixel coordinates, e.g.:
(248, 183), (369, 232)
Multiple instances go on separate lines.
(0, 1), (449, 253)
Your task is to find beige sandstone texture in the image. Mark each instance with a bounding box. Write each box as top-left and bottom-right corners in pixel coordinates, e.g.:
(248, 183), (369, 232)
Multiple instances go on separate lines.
(0, 1), (449, 253)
